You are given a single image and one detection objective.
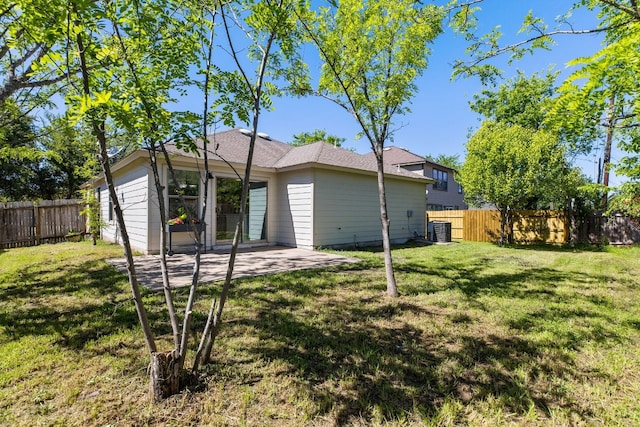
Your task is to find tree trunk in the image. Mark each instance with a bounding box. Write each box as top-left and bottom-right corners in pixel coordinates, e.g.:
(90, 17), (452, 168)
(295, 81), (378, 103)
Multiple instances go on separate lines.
(499, 207), (507, 246)
(75, 25), (157, 355)
(501, 207), (514, 245)
(374, 150), (398, 297)
(149, 351), (181, 402)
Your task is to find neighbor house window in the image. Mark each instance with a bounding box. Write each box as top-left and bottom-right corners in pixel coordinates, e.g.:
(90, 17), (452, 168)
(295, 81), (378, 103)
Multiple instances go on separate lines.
(432, 169), (448, 191)
(458, 183), (463, 194)
(168, 170), (200, 220)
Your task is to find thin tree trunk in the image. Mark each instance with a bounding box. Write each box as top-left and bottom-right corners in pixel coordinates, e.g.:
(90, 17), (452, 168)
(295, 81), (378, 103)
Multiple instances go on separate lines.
(499, 208), (507, 246)
(192, 297), (216, 373)
(191, 12), (217, 374)
(375, 150), (398, 297)
(200, 150), (255, 363)
(200, 2), (277, 365)
(75, 25), (156, 355)
(109, 19), (186, 399)
(147, 148), (181, 350)
(109, 15), (180, 362)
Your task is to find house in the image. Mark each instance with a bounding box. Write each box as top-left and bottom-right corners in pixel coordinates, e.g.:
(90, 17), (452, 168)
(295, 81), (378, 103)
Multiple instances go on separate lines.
(88, 128), (433, 254)
(365, 147), (467, 211)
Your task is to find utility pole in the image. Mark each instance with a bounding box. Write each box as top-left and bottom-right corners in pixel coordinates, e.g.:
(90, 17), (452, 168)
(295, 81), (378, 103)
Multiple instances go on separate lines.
(602, 95), (615, 208)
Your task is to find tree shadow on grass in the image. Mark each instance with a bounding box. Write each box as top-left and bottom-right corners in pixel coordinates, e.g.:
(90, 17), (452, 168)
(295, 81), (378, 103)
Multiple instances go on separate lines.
(508, 243), (606, 253)
(210, 252), (627, 425)
(0, 258), (166, 350)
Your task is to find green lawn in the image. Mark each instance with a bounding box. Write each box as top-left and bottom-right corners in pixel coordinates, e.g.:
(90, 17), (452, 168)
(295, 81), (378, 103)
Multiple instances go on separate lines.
(1, 240), (639, 426)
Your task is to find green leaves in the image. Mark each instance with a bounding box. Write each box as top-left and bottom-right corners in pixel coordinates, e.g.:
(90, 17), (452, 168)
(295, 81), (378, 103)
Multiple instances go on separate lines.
(553, 15), (640, 182)
(309, 0), (444, 147)
(460, 121), (578, 211)
(470, 70), (557, 130)
(608, 182), (640, 218)
(290, 129), (346, 147)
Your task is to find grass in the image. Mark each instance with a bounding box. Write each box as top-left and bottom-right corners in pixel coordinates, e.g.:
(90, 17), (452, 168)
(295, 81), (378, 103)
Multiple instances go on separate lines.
(1, 240), (639, 426)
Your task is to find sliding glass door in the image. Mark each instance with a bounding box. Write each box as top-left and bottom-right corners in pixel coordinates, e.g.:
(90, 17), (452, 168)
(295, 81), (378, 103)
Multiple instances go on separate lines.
(215, 178), (267, 243)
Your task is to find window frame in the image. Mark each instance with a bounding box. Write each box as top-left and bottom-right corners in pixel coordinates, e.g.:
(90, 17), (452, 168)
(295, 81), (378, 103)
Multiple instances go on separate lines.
(432, 168), (448, 191)
(167, 169), (201, 221)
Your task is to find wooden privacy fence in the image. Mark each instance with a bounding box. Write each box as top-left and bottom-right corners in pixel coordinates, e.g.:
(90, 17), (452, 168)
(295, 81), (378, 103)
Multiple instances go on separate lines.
(0, 199), (86, 249)
(426, 210), (568, 244)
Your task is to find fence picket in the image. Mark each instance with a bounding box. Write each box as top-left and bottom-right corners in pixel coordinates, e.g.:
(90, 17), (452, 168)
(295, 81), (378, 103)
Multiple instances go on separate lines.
(426, 210), (568, 244)
(0, 199), (86, 249)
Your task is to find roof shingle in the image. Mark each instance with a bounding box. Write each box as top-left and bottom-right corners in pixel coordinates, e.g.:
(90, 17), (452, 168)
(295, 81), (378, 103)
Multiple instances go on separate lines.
(164, 128), (429, 181)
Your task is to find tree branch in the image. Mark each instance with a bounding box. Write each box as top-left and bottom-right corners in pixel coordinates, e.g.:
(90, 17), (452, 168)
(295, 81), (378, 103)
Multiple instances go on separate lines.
(0, 27), (22, 60)
(293, 7), (377, 146)
(11, 42), (45, 71)
(465, 22), (630, 69)
(219, 2), (255, 97)
(0, 71), (69, 104)
(598, 0), (640, 20)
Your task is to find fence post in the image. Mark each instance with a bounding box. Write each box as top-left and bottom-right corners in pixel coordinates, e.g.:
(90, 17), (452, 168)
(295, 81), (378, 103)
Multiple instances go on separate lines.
(34, 201), (41, 245)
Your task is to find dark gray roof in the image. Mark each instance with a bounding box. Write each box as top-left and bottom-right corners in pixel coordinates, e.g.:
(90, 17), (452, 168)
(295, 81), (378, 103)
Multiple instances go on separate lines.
(366, 146), (425, 164)
(165, 128), (290, 168)
(164, 129), (429, 181)
(364, 146), (457, 172)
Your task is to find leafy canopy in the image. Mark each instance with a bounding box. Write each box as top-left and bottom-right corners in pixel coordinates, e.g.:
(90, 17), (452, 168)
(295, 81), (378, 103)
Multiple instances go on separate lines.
(425, 153), (461, 170)
(460, 121), (580, 211)
(290, 129), (345, 147)
(551, 3), (640, 180)
(311, 0), (443, 150)
(469, 70), (556, 130)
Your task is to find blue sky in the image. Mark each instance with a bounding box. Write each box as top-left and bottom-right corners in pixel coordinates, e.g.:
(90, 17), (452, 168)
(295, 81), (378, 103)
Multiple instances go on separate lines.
(219, 1), (620, 185)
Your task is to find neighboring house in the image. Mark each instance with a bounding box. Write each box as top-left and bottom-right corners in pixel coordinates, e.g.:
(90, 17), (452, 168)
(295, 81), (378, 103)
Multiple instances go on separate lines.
(365, 147), (467, 211)
(367, 147), (469, 211)
(88, 128), (433, 254)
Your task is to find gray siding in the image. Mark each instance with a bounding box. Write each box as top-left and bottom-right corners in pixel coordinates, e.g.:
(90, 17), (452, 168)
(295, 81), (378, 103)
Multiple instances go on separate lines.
(402, 164), (425, 175)
(100, 164), (150, 253)
(313, 170), (426, 248)
(384, 178), (427, 240)
(274, 170), (313, 248)
(424, 165), (467, 210)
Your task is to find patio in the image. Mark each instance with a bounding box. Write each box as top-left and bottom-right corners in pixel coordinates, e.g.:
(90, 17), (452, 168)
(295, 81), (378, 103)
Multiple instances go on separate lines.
(107, 246), (361, 292)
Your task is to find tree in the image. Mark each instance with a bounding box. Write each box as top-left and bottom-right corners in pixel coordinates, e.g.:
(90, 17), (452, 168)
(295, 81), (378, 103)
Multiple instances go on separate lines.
(0, 103), (99, 201)
(608, 182), (640, 219)
(425, 153), (461, 170)
(460, 69), (586, 244)
(469, 70), (598, 155)
(5, 0), (304, 402)
(452, 1), (640, 206)
(550, 4), (640, 205)
(459, 121), (580, 244)
(470, 70), (555, 130)
(291, 129), (345, 147)
(298, 0), (444, 297)
(62, 0), (216, 400)
(0, 0), (75, 108)
(39, 116), (99, 199)
(197, 0), (307, 370)
(0, 100), (40, 200)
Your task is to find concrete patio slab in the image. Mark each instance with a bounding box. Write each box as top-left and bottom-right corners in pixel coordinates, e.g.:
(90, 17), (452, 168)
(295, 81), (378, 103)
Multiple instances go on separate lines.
(107, 246), (361, 292)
